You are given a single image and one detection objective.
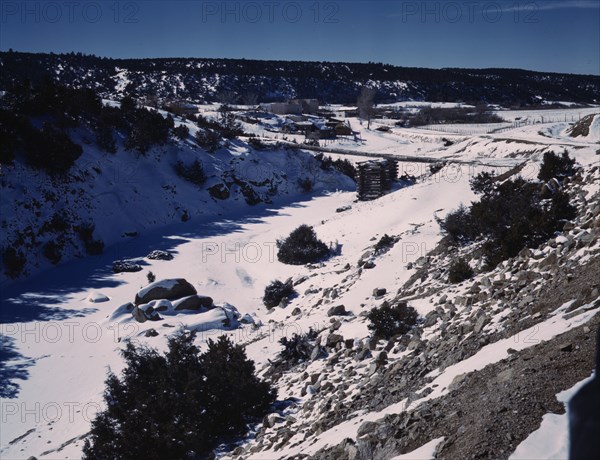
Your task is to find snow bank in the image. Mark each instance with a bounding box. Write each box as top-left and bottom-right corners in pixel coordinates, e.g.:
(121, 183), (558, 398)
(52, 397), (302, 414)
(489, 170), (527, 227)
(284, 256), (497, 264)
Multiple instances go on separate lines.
(391, 437), (445, 460)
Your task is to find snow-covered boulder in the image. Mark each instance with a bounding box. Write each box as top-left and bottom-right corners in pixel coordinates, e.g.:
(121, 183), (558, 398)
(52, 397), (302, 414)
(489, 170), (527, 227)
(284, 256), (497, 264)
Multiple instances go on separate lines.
(108, 302), (134, 321)
(134, 278), (197, 305)
(146, 250), (174, 261)
(187, 303), (241, 332)
(87, 291), (110, 303)
(112, 260), (143, 273)
(132, 301), (165, 322)
(173, 295), (214, 311)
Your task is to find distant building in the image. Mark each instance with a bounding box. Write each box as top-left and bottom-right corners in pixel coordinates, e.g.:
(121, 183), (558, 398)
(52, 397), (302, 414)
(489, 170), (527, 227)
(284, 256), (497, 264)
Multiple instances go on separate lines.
(260, 102), (302, 115)
(290, 99), (319, 114)
(260, 99), (319, 115)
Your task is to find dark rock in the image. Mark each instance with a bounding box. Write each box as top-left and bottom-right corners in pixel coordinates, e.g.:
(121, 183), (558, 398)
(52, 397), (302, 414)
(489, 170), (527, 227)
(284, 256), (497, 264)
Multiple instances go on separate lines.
(112, 260), (143, 273)
(327, 305), (347, 316)
(173, 294), (214, 311)
(145, 328), (159, 337)
(373, 288), (387, 297)
(146, 250), (174, 260)
(357, 421), (379, 437)
(327, 333), (344, 347)
(208, 183), (230, 200)
(135, 278), (197, 305)
(560, 343), (573, 352)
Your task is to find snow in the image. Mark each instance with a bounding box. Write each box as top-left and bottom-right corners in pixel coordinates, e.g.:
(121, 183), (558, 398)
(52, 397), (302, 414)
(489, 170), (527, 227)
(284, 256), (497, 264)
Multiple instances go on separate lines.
(509, 374), (595, 460)
(390, 437), (445, 460)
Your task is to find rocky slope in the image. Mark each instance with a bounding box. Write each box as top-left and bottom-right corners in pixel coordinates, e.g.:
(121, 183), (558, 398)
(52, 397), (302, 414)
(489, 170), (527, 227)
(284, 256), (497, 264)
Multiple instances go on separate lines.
(225, 164), (600, 460)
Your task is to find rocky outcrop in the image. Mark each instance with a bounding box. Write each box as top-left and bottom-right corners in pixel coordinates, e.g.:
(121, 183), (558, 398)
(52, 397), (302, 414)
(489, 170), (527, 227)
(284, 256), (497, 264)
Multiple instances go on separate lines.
(134, 278), (197, 305)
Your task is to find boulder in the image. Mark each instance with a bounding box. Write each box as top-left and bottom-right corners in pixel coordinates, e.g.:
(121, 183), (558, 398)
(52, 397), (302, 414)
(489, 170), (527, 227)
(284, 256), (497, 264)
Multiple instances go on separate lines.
(87, 291), (109, 303)
(474, 315), (489, 334)
(357, 421), (379, 437)
(150, 299), (174, 313)
(173, 295), (214, 311)
(112, 260), (143, 273)
(135, 278), (197, 305)
(373, 288), (387, 297)
(146, 250), (174, 261)
(327, 305), (347, 317)
(240, 313), (255, 324)
(208, 183), (230, 200)
(108, 302), (135, 321)
(132, 305), (162, 323)
(263, 413), (285, 429)
(326, 333), (344, 347)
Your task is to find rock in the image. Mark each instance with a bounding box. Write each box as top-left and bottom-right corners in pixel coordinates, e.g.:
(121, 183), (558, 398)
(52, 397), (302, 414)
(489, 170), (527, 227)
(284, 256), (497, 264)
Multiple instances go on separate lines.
(496, 368), (514, 384)
(357, 421), (379, 437)
(373, 288), (387, 297)
(438, 294), (448, 304)
(292, 307), (302, 316)
(363, 261), (376, 269)
(329, 319), (341, 331)
(407, 339), (423, 351)
(327, 305), (347, 316)
(132, 306), (148, 323)
(87, 291), (109, 303)
(539, 251), (558, 269)
(135, 278), (197, 305)
(108, 302), (135, 321)
(150, 299), (174, 312)
(326, 333), (344, 347)
(208, 183), (230, 200)
(345, 442), (358, 460)
(294, 276), (309, 286)
(310, 346), (323, 361)
(424, 311), (439, 327)
(173, 294), (213, 311)
(240, 314), (255, 324)
(474, 315), (489, 334)
(112, 260), (143, 273)
(336, 205), (352, 213)
(560, 343), (573, 352)
(145, 328), (159, 337)
(146, 250), (173, 260)
(449, 373), (467, 392)
(355, 348), (372, 361)
(263, 413), (285, 428)
(375, 351), (388, 365)
(345, 338), (355, 349)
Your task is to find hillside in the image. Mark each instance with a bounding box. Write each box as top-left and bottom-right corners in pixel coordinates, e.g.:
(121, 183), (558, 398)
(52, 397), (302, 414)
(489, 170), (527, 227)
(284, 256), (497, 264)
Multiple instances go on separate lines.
(1, 51), (599, 105)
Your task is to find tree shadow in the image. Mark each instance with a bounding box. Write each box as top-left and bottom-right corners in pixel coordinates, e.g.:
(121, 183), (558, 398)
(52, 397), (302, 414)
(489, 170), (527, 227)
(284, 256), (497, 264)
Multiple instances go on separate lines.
(0, 334), (31, 398)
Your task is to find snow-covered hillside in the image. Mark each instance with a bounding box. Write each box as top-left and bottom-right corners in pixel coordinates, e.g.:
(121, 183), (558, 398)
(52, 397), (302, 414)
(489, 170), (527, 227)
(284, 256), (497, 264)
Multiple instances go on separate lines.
(1, 108), (599, 459)
(0, 110), (355, 285)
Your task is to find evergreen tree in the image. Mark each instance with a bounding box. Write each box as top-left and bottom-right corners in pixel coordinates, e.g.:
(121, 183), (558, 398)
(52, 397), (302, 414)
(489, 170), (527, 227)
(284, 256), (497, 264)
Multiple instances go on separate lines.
(83, 331), (276, 460)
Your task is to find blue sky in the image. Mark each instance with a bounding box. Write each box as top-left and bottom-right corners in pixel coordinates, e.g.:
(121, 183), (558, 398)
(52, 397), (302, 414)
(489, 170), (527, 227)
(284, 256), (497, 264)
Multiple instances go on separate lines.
(1, 0), (599, 75)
